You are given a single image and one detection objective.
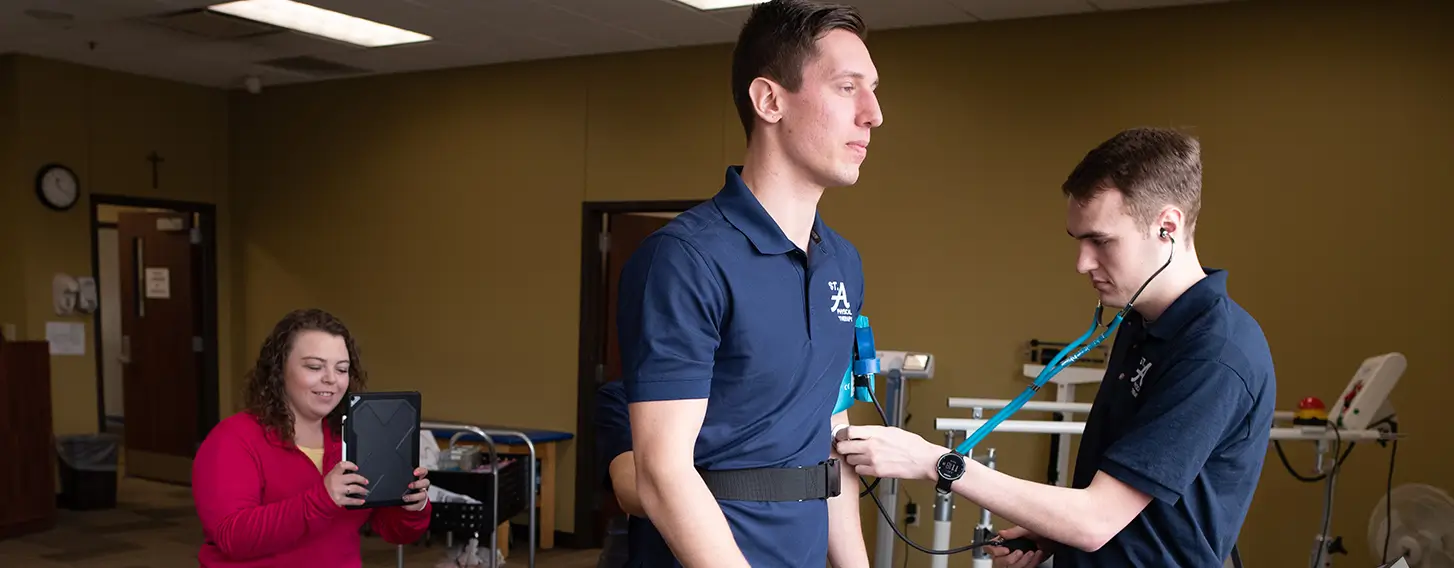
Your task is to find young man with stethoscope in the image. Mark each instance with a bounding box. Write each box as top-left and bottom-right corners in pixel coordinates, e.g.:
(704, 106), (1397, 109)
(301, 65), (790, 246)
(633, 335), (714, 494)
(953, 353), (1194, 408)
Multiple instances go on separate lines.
(834, 127), (1278, 568)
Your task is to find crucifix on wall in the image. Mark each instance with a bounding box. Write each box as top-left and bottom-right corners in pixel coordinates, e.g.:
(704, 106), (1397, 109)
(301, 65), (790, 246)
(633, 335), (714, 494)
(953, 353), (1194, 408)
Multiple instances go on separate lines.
(147, 151), (164, 188)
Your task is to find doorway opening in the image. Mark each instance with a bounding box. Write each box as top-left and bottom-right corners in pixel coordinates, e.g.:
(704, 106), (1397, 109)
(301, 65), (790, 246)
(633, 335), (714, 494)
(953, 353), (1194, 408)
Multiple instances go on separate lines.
(571, 199), (702, 548)
(89, 194), (220, 486)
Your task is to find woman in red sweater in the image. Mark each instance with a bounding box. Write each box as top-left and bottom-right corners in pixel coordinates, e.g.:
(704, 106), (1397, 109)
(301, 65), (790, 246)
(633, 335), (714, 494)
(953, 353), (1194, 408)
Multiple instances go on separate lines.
(192, 308), (432, 566)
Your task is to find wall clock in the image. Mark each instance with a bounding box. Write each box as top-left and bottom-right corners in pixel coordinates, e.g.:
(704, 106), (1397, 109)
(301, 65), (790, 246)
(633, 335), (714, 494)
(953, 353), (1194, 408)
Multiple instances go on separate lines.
(36, 163), (80, 211)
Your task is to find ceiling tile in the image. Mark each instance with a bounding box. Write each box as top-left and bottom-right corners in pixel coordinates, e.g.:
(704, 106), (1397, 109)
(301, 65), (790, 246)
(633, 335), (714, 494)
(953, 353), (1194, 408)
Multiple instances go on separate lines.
(443, 0), (664, 52)
(851, 0), (980, 29)
(701, 5), (754, 30)
(1091, 0), (1234, 9)
(539, 0), (740, 46)
(0, 0), (1238, 89)
(947, 0), (1097, 20)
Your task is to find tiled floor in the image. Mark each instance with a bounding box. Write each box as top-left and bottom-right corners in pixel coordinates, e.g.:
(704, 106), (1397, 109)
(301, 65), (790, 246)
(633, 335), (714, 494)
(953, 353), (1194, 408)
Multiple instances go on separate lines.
(0, 476), (602, 567)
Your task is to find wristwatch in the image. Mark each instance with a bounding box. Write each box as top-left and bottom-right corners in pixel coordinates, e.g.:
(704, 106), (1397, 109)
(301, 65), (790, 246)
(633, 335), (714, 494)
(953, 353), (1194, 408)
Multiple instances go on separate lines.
(935, 451), (966, 495)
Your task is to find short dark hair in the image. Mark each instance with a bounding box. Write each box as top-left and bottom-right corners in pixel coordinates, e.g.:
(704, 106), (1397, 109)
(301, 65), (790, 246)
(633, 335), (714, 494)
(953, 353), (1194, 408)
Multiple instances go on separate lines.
(1062, 127), (1203, 237)
(731, 0), (866, 141)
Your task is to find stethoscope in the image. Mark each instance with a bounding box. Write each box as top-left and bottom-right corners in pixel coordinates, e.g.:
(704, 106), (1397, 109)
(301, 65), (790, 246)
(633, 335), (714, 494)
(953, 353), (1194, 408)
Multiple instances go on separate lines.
(954, 228), (1177, 456)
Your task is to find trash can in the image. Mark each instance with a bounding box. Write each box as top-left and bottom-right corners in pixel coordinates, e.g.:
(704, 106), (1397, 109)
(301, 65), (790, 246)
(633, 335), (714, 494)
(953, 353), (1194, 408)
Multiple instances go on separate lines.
(56, 433), (120, 510)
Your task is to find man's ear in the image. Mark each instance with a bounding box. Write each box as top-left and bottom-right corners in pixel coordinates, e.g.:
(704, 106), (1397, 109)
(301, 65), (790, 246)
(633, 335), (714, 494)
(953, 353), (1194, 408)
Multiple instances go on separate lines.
(748, 77), (784, 125)
(1155, 206), (1185, 242)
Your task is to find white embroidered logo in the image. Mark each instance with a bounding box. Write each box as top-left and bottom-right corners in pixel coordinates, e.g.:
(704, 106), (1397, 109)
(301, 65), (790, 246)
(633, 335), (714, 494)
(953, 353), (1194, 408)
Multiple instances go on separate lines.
(827, 281), (853, 322)
(1130, 357), (1152, 398)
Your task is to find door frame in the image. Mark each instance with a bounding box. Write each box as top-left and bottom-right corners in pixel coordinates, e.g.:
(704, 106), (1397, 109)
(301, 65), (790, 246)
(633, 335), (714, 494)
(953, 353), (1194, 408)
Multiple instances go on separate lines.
(88, 194), (221, 450)
(572, 199), (701, 548)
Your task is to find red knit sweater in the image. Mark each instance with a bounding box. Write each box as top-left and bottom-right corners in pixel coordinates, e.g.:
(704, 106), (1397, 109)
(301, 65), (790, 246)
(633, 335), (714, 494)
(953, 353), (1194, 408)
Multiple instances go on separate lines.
(192, 412), (432, 566)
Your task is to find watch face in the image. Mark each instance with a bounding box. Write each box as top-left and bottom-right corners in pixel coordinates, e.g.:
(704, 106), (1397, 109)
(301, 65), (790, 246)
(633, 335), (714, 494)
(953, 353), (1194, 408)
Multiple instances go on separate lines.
(938, 453), (966, 479)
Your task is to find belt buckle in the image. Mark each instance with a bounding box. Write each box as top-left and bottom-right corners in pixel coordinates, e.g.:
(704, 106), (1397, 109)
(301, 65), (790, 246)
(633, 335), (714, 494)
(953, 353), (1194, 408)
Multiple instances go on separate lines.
(822, 458), (842, 498)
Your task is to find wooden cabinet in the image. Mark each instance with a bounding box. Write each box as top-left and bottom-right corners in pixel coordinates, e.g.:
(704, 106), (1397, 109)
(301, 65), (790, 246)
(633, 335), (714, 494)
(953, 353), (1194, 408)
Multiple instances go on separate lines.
(0, 339), (56, 539)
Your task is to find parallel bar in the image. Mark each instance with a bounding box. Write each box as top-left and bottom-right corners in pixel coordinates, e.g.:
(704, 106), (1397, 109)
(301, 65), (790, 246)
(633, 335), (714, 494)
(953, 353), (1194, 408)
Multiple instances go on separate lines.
(949, 398), (1296, 421)
(948, 398), (1092, 413)
(1023, 363), (1104, 385)
(933, 418), (1395, 442)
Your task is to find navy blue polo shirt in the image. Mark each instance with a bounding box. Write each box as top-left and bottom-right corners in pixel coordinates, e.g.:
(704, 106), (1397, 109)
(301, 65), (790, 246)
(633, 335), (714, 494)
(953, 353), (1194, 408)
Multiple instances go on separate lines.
(595, 381), (635, 568)
(616, 166), (865, 567)
(1063, 268), (1276, 567)
(595, 381), (632, 488)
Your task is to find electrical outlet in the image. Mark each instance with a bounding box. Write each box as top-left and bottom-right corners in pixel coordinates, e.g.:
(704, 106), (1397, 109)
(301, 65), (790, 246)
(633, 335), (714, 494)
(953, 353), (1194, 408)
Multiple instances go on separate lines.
(905, 502), (919, 526)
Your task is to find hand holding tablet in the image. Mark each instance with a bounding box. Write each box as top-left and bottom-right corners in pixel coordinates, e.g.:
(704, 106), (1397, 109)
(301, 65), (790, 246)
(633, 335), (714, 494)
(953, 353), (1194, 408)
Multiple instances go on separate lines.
(403, 466), (431, 511)
(341, 391), (423, 510)
(324, 460), (369, 508)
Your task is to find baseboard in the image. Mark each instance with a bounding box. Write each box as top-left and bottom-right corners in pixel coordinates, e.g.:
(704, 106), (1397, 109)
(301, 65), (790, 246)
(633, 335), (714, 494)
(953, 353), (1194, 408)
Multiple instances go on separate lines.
(506, 526), (583, 549)
(0, 516), (56, 540)
(124, 449), (192, 486)
(551, 530), (583, 549)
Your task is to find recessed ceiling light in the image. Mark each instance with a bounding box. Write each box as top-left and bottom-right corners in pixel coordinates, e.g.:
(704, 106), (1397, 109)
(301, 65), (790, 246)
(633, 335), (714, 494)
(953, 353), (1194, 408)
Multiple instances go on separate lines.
(206, 0), (431, 48)
(672, 0), (770, 11)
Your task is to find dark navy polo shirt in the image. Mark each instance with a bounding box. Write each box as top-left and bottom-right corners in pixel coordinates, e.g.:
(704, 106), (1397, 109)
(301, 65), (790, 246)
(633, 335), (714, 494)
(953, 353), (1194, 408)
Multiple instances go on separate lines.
(616, 166), (865, 567)
(1062, 268), (1276, 568)
(595, 381), (634, 568)
(595, 381), (632, 488)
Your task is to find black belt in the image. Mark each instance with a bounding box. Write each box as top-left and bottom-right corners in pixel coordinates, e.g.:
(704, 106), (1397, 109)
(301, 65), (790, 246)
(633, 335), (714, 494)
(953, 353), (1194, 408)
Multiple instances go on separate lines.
(698, 458), (842, 502)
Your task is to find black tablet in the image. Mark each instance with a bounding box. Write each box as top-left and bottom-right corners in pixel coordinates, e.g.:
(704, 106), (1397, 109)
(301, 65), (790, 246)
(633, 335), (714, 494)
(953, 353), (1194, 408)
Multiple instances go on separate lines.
(341, 391), (422, 510)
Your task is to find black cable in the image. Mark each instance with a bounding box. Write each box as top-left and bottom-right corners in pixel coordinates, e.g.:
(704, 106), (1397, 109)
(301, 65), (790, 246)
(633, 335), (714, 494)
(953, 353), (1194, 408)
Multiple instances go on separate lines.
(1274, 413), (1400, 484)
(850, 387), (892, 498)
(853, 383), (994, 556)
(859, 470), (997, 555)
(1273, 439), (1355, 482)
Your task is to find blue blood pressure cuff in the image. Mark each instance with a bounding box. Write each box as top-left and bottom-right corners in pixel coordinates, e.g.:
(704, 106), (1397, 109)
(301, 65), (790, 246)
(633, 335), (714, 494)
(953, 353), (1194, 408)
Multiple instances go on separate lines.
(833, 367), (855, 414)
(833, 314), (880, 414)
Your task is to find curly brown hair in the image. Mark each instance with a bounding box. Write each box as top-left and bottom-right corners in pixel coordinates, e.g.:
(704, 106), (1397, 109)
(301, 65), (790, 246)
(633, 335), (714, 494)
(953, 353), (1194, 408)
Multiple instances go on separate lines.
(243, 308), (368, 446)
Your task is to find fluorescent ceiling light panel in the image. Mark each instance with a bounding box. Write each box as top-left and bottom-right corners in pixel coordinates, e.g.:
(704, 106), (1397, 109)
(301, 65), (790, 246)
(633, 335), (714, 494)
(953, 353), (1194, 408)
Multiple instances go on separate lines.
(207, 0), (431, 48)
(672, 0), (770, 10)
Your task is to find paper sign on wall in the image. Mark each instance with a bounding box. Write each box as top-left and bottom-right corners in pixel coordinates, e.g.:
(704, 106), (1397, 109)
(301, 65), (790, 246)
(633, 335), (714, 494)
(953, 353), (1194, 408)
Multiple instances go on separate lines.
(145, 267), (171, 299)
(46, 321), (85, 356)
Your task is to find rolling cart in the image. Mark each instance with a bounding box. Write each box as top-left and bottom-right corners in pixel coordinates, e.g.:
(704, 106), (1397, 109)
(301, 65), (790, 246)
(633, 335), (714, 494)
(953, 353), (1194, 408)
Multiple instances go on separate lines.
(396, 422), (538, 568)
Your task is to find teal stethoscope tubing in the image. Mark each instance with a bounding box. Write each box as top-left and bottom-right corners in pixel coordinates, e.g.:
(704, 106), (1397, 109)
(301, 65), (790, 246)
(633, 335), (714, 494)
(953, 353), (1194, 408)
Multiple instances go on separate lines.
(953, 234), (1177, 456)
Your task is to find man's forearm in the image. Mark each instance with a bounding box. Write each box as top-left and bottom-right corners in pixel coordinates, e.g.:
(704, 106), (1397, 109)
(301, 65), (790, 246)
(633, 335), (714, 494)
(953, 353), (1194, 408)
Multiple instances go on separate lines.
(828, 415), (869, 568)
(944, 453), (1107, 551)
(637, 462), (749, 567)
(827, 457), (869, 567)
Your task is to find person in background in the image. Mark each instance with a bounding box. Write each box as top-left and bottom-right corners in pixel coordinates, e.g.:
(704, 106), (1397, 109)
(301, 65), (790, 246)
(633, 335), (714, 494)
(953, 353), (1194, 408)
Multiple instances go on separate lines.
(192, 308), (433, 567)
(594, 380), (642, 568)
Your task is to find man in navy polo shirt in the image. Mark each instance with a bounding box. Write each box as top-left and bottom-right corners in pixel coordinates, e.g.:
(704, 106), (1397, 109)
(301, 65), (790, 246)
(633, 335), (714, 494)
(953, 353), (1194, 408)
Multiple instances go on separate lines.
(614, 0), (882, 565)
(594, 380), (639, 568)
(593, 369), (863, 567)
(833, 128), (1277, 567)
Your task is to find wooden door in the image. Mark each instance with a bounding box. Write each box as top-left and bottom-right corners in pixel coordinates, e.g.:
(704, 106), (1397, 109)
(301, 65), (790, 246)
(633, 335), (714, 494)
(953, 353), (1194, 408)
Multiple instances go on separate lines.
(118, 211), (202, 485)
(592, 212), (671, 535)
(603, 213), (673, 386)
(0, 340), (56, 538)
